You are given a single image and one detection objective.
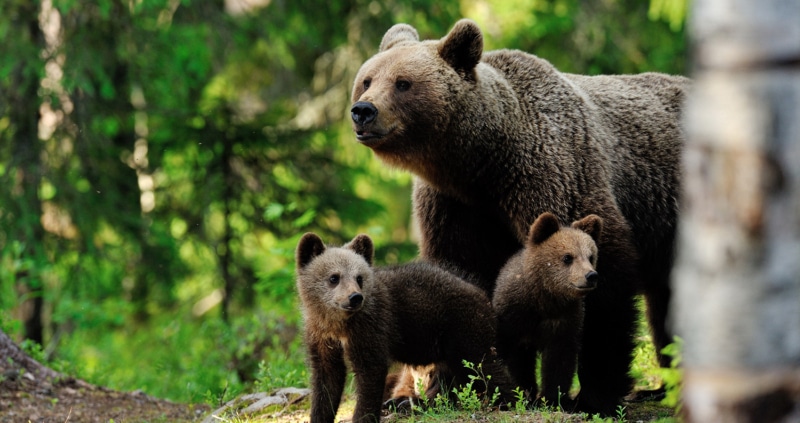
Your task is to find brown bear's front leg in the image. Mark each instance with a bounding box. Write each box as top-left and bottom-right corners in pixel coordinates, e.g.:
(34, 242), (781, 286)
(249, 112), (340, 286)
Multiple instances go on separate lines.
(348, 344), (389, 423)
(540, 321), (581, 410)
(575, 211), (639, 416)
(495, 320), (538, 401)
(309, 338), (347, 423)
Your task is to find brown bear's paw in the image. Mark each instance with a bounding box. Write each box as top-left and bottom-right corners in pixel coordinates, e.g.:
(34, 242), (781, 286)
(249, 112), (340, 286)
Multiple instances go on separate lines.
(573, 392), (623, 417)
(382, 396), (417, 414)
(624, 385), (666, 403)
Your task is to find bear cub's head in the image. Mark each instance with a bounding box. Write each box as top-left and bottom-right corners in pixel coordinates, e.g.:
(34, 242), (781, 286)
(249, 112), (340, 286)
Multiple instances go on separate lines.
(524, 212), (603, 297)
(295, 233), (375, 316)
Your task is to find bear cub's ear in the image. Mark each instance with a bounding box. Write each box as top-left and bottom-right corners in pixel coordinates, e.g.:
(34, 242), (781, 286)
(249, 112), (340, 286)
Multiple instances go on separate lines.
(572, 214), (603, 244)
(528, 212), (561, 246)
(345, 234), (374, 266)
(380, 23), (420, 52)
(439, 19), (483, 78)
(296, 233), (326, 269)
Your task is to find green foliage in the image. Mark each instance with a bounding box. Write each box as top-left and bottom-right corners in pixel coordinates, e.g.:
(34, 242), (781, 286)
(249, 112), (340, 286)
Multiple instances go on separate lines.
(512, 386), (529, 413)
(616, 405), (628, 423)
(649, 0), (689, 31)
(448, 360), (502, 412)
(254, 357), (306, 393)
(659, 338), (684, 410)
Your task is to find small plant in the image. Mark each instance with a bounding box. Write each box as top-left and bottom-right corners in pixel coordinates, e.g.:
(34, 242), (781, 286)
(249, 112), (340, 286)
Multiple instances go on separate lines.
(616, 404), (628, 423)
(453, 377), (482, 413)
(451, 359), (503, 413)
(584, 405), (628, 423)
(537, 397), (552, 420)
(430, 390), (454, 414)
(589, 413), (613, 423)
(413, 372), (430, 410)
(20, 338), (47, 363)
(253, 358), (304, 392)
(512, 386), (529, 413)
(204, 383), (234, 408)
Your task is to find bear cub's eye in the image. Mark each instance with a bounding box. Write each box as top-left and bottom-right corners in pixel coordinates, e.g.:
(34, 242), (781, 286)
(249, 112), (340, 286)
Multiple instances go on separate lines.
(562, 254), (573, 265)
(356, 275), (363, 287)
(329, 274), (340, 285)
(363, 79), (371, 90)
(395, 80), (411, 92)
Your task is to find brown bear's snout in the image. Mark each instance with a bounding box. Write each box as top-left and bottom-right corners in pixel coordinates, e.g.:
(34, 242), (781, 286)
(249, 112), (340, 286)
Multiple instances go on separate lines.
(584, 271), (599, 289)
(351, 101), (378, 126)
(346, 292), (364, 310)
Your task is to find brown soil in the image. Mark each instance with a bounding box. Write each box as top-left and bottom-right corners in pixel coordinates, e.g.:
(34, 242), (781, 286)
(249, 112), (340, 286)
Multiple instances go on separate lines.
(0, 363), (209, 423)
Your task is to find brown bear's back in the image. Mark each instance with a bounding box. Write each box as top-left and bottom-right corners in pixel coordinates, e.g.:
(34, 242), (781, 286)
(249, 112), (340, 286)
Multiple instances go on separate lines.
(481, 49), (689, 258)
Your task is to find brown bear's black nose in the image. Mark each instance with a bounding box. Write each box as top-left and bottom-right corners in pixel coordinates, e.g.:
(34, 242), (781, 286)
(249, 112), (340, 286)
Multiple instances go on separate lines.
(585, 271), (599, 288)
(348, 292), (364, 308)
(351, 101), (378, 125)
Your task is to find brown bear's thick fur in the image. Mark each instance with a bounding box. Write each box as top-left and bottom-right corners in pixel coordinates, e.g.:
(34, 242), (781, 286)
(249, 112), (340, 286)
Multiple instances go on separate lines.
(493, 212), (603, 409)
(295, 233), (516, 423)
(350, 19), (689, 414)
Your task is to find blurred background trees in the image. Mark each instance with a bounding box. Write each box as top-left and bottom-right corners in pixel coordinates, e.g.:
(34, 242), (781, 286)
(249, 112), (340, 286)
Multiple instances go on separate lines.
(0, 0), (687, 403)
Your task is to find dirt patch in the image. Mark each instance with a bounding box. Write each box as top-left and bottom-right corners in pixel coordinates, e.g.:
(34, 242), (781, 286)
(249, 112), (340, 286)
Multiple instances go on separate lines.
(0, 362), (208, 423)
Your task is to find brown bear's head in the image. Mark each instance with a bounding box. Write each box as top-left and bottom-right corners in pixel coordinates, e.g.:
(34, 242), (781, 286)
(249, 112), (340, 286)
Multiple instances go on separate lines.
(295, 233), (375, 321)
(350, 19), (484, 174)
(524, 212), (603, 298)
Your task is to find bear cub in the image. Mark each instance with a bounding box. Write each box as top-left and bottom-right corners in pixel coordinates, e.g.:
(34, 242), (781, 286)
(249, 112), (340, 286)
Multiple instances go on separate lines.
(296, 233), (515, 423)
(493, 212), (603, 408)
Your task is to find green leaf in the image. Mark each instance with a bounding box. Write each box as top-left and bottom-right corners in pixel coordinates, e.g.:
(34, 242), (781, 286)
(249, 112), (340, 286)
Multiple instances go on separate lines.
(292, 209), (316, 228)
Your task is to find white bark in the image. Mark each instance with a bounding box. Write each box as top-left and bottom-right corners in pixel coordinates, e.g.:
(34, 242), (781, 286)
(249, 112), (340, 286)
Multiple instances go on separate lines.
(672, 0), (800, 421)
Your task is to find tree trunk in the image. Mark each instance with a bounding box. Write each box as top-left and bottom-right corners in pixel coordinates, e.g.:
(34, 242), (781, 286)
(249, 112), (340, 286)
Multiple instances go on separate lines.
(672, 0), (800, 421)
(8, 0), (47, 346)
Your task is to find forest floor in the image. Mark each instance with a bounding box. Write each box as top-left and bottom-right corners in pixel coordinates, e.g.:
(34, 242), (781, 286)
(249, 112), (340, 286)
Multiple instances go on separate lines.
(0, 369), (677, 423)
(0, 348), (674, 423)
(0, 370), (675, 423)
(0, 357), (209, 423)
(204, 389), (677, 423)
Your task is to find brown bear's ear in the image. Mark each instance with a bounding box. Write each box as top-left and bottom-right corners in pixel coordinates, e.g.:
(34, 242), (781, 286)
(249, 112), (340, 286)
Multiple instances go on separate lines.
(572, 214), (604, 244)
(529, 212), (561, 245)
(296, 233), (326, 269)
(346, 234), (374, 266)
(380, 23), (420, 52)
(438, 19), (483, 79)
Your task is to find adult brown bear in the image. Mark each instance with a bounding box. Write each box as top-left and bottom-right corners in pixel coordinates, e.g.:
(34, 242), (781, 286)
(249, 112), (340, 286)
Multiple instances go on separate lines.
(350, 19), (688, 414)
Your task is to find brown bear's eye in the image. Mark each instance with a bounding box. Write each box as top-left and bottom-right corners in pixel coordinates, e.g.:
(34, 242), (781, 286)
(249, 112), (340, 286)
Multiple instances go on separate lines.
(356, 275), (363, 287)
(329, 274), (340, 285)
(363, 79), (371, 90)
(395, 80), (411, 92)
(562, 254), (573, 265)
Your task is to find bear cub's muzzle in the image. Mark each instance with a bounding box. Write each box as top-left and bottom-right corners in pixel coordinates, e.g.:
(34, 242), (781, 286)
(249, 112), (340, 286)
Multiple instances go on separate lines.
(344, 292), (364, 311)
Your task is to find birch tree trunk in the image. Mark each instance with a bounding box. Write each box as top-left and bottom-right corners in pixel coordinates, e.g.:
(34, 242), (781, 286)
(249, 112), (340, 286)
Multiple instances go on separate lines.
(673, 0), (800, 421)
